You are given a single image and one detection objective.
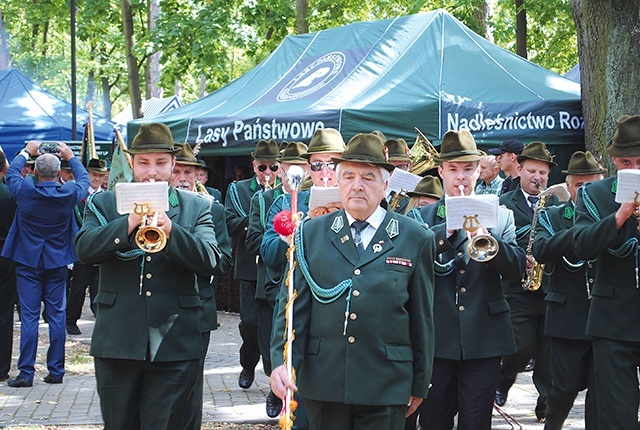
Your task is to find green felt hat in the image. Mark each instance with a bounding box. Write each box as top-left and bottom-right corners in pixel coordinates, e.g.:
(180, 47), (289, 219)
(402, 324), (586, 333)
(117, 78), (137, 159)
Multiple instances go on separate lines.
(434, 129), (486, 163)
(277, 142), (308, 165)
(174, 143), (201, 167)
(126, 123), (180, 155)
(517, 141), (557, 168)
(251, 139), (280, 161)
(562, 151), (606, 175)
(385, 138), (412, 162)
(606, 114), (640, 157)
(332, 133), (396, 172)
(407, 175), (444, 199)
(302, 128), (345, 158)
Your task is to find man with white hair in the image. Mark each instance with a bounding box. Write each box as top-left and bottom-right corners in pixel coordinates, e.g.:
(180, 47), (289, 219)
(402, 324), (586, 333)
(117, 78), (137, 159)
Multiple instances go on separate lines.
(3, 141), (89, 387)
(270, 133), (435, 429)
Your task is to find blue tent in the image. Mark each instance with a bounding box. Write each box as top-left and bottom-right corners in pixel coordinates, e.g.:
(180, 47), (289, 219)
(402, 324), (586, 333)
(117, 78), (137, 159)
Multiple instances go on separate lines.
(0, 68), (115, 160)
(130, 9), (584, 165)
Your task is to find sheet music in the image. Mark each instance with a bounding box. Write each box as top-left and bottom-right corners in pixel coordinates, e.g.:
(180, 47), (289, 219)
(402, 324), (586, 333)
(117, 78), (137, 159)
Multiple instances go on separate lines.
(309, 186), (341, 209)
(115, 181), (169, 214)
(615, 169), (640, 203)
(386, 168), (422, 197)
(445, 194), (499, 230)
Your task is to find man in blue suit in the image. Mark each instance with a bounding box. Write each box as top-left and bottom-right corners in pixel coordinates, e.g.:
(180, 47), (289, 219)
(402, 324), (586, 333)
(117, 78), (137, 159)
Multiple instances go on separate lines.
(2, 140), (89, 387)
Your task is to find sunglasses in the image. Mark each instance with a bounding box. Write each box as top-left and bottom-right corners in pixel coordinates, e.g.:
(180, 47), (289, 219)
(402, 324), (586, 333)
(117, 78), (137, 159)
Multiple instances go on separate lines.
(257, 164), (279, 173)
(309, 161), (336, 172)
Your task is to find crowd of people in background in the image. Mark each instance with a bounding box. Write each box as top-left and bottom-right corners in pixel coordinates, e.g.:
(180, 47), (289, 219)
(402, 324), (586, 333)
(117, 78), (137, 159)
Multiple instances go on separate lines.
(1, 115), (640, 429)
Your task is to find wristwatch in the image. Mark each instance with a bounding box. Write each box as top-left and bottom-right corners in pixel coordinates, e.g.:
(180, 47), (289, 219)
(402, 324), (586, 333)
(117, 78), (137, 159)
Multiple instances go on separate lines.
(20, 149), (31, 159)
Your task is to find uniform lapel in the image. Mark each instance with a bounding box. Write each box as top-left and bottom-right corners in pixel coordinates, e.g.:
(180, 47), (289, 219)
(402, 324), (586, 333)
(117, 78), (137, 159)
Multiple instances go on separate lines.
(167, 187), (179, 219)
(356, 211), (397, 267)
(511, 189), (531, 222)
(330, 210), (359, 266)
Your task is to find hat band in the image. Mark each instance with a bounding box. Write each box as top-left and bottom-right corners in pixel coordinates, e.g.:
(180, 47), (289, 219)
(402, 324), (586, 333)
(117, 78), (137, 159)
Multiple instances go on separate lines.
(307, 145), (343, 153)
(438, 149), (484, 159)
(612, 139), (640, 148)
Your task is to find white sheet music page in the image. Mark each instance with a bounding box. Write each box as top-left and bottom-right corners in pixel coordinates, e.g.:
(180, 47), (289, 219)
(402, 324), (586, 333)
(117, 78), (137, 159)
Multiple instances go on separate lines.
(615, 169), (640, 203)
(445, 194), (499, 231)
(386, 168), (422, 198)
(115, 181), (169, 214)
(308, 186), (341, 209)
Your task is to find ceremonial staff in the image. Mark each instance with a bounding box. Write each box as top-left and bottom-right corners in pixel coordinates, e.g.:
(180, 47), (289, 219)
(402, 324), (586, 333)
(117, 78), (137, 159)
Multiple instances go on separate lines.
(272, 165), (305, 429)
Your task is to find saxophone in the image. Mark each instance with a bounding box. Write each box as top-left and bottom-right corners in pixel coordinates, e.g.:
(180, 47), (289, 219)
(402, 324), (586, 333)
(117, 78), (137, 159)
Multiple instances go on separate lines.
(521, 183), (570, 291)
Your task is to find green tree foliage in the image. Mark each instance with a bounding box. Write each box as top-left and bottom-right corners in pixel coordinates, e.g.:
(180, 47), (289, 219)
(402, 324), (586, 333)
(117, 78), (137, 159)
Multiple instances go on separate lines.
(0, 0), (578, 117)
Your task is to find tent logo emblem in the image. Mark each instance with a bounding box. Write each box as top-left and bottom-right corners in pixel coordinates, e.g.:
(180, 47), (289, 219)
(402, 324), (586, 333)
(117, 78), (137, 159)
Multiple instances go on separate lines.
(277, 52), (346, 102)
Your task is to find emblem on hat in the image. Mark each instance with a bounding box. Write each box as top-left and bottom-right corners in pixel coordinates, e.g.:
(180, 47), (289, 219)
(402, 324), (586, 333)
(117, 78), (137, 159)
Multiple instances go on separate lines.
(516, 141), (557, 168)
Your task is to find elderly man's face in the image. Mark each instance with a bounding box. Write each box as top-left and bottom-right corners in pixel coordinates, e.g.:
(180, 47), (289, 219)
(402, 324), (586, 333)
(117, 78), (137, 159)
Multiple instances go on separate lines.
(338, 161), (387, 221)
(195, 168), (208, 184)
(171, 163), (196, 191)
(132, 153), (175, 183)
(478, 156), (499, 183)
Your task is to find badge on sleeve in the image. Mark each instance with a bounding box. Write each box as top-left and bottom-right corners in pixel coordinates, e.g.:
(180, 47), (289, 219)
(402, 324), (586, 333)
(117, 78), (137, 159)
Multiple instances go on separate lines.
(564, 206), (574, 220)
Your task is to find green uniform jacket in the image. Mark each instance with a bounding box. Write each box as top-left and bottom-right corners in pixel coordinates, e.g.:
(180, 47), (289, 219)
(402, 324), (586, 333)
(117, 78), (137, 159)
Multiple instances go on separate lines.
(245, 185), (283, 300)
(411, 198), (523, 359)
(225, 177), (261, 281)
(74, 188), (221, 362)
(198, 200), (233, 333)
(573, 176), (640, 342)
(533, 201), (595, 340)
(500, 188), (557, 294)
(271, 209), (436, 405)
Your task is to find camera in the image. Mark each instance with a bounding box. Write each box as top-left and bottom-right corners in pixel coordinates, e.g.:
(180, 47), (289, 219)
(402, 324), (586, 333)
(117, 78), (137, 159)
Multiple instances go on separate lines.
(39, 142), (60, 154)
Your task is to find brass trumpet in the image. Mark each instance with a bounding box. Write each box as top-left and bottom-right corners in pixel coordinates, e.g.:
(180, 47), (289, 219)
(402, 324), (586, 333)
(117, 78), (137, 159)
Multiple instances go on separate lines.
(458, 185), (499, 262)
(133, 202), (167, 253)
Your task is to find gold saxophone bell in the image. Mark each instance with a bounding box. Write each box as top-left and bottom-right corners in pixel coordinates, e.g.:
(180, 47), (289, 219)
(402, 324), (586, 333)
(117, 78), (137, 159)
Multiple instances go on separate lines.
(133, 203), (167, 253)
(463, 214), (499, 262)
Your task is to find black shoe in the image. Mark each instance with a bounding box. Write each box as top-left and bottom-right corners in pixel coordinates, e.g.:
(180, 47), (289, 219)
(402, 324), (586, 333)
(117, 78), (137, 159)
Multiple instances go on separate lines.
(524, 356), (536, 372)
(238, 368), (254, 389)
(0, 374), (9, 382)
(266, 390), (283, 418)
(495, 389), (507, 406)
(7, 376), (33, 388)
(66, 324), (81, 335)
(43, 373), (63, 384)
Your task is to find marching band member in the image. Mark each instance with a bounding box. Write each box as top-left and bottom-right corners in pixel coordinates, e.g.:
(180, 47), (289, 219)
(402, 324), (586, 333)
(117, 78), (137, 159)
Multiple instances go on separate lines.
(270, 133), (436, 430)
(532, 150), (604, 430)
(496, 141), (558, 422)
(573, 115), (640, 429)
(74, 123), (221, 429)
(224, 139), (280, 390)
(406, 130), (525, 430)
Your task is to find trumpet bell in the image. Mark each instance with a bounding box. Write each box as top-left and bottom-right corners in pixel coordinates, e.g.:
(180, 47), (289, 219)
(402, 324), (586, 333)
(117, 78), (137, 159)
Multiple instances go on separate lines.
(135, 226), (167, 253)
(467, 233), (499, 262)
(134, 212), (167, 253)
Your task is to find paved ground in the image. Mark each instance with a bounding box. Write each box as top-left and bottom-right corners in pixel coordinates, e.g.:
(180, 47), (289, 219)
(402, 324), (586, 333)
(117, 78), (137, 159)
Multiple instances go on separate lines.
(0, 305), (588, 429)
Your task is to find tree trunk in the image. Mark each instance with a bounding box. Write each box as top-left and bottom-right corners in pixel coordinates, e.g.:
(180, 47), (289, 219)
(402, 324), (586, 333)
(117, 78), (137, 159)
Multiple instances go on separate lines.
(146, 0), (162, 99)
(296, 0), (309, 34)
(121, 0), (143, 119)
(473, 0), (493, 42)
(515, 0), (527, 59)
(0, 8), (12, 69)
(572, 0), (640, 169)
(101, 75), (112, 119)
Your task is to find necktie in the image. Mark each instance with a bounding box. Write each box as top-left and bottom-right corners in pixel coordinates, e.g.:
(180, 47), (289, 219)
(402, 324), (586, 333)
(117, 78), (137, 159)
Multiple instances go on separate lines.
(526, 195), (539, 221)
(352, 221), (369, 257)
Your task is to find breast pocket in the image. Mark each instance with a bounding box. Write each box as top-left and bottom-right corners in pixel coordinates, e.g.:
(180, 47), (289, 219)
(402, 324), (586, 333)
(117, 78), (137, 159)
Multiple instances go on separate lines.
(590, 283), (614, 298)
(93, 291), (117, 307)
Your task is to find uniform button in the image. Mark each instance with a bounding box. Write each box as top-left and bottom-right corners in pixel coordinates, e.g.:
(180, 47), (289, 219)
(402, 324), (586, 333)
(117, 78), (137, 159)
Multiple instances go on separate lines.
(352, 290), (360, 297)
(460, 287), (467, 293)
(457, 251), (463, 257)
(146, 273), (152, 279)
(588, 262), (593, 268)
(349, 313), (357, 320)
(459, 305), (465, 312)
(354, 269), (361, 275)
(146, 256), (152, 262)
(589, 278), (594, 284)
(145, 291), (151, 297)
(348, 336), (355, 344)
(114, 238), (120, 244)
(438, 239), (445, 246)
(459, 269), (465, 274)
(244, 227), (248, 231)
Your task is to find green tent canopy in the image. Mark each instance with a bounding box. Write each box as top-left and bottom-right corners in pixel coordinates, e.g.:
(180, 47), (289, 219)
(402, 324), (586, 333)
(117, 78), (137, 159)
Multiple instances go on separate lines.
(129, 9), (583, 169)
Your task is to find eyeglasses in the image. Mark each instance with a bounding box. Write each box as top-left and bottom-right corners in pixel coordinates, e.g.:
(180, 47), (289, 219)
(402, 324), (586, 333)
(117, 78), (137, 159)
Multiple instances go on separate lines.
(309, 161), (336, 172)
(257, 164), (279, 173)
(393, 163), (411, 171)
